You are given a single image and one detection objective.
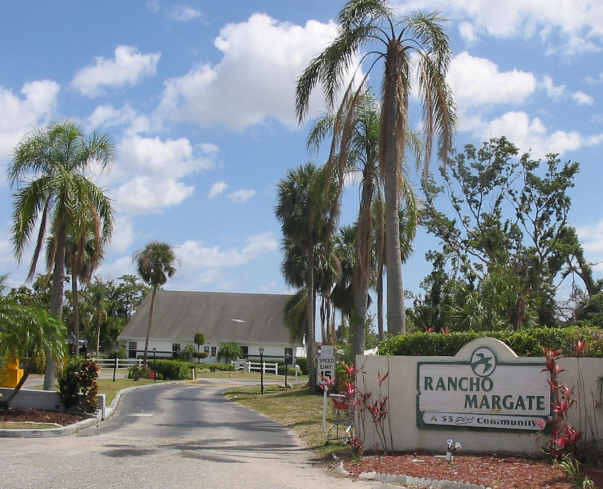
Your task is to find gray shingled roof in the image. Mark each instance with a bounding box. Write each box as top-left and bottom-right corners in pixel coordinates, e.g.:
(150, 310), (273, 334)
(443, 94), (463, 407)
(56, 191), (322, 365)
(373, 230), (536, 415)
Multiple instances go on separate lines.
(119, 290), (297, 345)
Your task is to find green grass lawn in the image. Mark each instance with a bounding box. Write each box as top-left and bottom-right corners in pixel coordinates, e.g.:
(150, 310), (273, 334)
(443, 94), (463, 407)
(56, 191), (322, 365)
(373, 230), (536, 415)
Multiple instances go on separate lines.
(96, 378), (169, 404)
(0, 422), (59, 429)
(225, 384), (347, 458)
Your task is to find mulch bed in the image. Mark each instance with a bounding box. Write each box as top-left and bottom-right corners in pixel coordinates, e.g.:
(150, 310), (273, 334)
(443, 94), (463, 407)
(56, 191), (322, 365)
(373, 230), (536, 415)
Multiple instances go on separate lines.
(343, 454), (587, 489)
(0, 408), (89, 426)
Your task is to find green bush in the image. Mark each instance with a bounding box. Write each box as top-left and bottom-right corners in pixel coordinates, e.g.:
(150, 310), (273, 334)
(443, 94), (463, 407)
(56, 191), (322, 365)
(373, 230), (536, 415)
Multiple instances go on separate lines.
(149, 359), (192, 380)
(205, 362), (234, 372)
(128, 365), (152, 380)
(378, 326), (603, 357)
(295, 357), (307, 374)
(193, 351), (208, 359)
(218, 342), (242, 363)
(58, 359), (99, 412)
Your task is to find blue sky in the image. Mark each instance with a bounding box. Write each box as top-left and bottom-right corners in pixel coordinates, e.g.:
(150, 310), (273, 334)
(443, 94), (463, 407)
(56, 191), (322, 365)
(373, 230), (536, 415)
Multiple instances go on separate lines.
(1, 1), (603, 315)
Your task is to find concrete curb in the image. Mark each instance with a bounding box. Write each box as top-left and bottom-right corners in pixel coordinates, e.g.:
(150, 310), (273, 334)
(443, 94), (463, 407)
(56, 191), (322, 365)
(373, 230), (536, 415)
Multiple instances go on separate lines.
(358, 471), (490, 489)
(0, 379), (192, 438)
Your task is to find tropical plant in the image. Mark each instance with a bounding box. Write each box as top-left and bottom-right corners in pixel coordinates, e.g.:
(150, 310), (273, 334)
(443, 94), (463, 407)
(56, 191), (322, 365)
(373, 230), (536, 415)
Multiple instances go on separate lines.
(47, 203), (110, 356)
(134, 241), (176, 365)
(296, 0), (455, 335)
(86, 278), (109, 355)
(194, 332), (205, 364)
(0, 301), (66, 408)
(8, 120), (114, 389)
(218, 342), (242, 363)
(276, 163), (335, 389)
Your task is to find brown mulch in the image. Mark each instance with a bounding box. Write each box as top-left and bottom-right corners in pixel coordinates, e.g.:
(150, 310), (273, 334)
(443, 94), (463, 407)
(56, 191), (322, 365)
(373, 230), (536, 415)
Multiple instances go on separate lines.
(343, 454), (580, 489)
(0, 408), (89, 426)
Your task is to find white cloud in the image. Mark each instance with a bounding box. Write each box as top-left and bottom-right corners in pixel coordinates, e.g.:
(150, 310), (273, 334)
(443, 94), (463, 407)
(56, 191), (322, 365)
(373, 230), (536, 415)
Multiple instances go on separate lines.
(572, 90), (595, 105)
(227, 189), (256, 203)
(458, 22), (477, 43)
(87, 104), (137, 130)
(447, 52), (537, 110)
(208, 181), (228, 198)
(174, 232), (278, 268)
(72, 46), (160, 97)
(96, 256), (136, 281)
(394, 0), (603, 54)
(169, 5), (201, 22)
(109, 215), (135, 254)
(577, 219), (603, 274)
(113, 176), (194, 214)
(0, 80), (60, 160)
(473, 111), (603, 156)
(541, 75), (566, 99)
(157, 13), (359, 130)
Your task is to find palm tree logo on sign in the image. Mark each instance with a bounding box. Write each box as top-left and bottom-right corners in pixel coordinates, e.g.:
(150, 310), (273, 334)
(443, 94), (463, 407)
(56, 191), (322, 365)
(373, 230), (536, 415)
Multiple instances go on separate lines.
(470, 347), (496, 377)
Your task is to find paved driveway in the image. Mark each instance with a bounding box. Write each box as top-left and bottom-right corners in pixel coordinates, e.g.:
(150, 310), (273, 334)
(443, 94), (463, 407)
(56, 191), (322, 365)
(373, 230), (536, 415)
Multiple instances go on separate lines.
(1, 381), (386, 489)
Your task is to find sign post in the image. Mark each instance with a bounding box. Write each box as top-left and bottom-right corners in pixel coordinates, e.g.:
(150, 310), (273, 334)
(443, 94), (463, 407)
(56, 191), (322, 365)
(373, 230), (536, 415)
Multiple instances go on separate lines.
(317, 346), (336, 433)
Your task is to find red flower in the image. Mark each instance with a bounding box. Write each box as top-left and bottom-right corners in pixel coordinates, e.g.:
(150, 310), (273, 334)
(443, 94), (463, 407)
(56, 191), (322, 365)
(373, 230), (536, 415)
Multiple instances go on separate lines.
(377, 372), (389, 386)
(576, 340), (586, 355)
(427, 327), (434, 333)
(441, 328), (450, 335)
(320, 376), (334, 391)
(559, 385), (574, 400)
(343, 363), (356, 377)
(551, 364), (565, 376)
(331, 397), (348, 411)
(547, 379), (558, 391)
(535, 418), (549, 429)
(552, 400), (570, 415)
(344, 381), (356, 397)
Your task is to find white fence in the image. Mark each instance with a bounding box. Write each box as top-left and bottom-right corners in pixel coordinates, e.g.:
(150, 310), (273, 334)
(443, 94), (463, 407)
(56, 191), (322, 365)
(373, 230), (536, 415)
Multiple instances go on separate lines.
(232, 359), (299, 377)
(92, 357), (143, 369)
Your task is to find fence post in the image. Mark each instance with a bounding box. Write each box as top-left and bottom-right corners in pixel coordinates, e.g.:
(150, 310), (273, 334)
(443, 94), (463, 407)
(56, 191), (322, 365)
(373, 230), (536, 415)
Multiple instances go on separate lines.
(262, 361), (265, 374)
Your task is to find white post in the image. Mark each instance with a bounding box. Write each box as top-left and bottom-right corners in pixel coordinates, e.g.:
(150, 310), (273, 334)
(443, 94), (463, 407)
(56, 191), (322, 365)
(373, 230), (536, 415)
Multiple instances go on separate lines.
(116, 357), (119, 369)
(262, 361), (265, 374)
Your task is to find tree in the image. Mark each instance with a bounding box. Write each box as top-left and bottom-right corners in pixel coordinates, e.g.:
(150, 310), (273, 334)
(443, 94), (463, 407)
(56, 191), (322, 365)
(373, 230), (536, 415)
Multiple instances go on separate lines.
(420, 137), (590, 329)
(134, 242), (176, 365)
(9, 121), (114, 389)
(276, 164), (335, 390)
(0, 301), (66, 408)
(194, 333), (205, 365)
(296, 0), (455, 335)
(86, 278), (109, 355)
(47, 204), (111, 356)
(218, 342), (242, 363)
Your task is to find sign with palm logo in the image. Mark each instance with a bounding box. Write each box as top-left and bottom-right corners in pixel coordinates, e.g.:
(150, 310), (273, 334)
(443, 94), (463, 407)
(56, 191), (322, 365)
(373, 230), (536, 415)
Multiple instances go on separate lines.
(417, 341), (550, 431)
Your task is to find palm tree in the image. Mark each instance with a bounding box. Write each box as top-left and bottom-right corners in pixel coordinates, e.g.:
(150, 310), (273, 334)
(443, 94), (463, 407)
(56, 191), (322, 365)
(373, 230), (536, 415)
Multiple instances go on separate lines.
(0, 301), (66, 408)
(296, 0), (455, 335)
(134, 242), (176, 365)
(47, 206), (110, 356)
(276, 164), (334, 389)
(86, 277), (108, 355)
(8, 121), (114, 389)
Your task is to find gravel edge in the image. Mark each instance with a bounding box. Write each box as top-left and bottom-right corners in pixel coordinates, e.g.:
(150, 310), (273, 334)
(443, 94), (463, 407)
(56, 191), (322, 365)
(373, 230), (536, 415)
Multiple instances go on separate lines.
(0, 380), (191, 438)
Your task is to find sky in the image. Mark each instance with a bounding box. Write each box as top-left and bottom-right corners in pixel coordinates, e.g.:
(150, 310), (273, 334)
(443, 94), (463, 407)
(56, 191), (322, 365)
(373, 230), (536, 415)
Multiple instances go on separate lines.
(1, 1), (603, 315)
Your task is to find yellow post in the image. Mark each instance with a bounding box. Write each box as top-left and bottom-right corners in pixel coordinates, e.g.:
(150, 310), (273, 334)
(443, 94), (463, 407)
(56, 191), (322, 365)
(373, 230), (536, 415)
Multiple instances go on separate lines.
(0, 357), (24, 388)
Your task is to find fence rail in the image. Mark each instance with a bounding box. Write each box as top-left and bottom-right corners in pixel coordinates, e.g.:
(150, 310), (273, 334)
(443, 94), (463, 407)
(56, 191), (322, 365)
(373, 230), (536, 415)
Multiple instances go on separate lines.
(92, 357), (143, 369)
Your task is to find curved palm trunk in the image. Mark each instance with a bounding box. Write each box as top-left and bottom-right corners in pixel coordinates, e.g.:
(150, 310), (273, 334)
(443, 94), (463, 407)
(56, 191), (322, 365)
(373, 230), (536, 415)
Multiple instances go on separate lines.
(306, 247), (316, 391)
(352, 163), (376, 360)
(381, 42), (407, 336)
(142, 286), (157, 365)
(45, 218), (66, 391)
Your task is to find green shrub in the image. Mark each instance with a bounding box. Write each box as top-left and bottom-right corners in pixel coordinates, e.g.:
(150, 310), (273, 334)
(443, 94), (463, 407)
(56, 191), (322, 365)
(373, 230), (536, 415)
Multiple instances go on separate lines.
(295, 357), (307, 374)
(205, 362), (234, 372)
(128, 365), (152, 380)
(149, 359), (192, 379)
(193, 351), (208, 359)
(378, 326), (603, 357)
(58, 358), (99, 412)
(218, 342), (242, 363)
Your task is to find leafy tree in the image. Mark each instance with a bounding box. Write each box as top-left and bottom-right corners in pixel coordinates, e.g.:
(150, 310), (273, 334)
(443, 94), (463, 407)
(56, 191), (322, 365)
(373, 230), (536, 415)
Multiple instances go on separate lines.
(86, 278), (109, 355)
(8, 121), (113, 389)
(276, 164), (335, 389)
(420, 137), (591, 329)
(194, 333), (205, 364)
(134, 242), (176, 364)
(0, 301), (66, 408)
(296, 0), (455, 335)
(218, 342), (242, 363)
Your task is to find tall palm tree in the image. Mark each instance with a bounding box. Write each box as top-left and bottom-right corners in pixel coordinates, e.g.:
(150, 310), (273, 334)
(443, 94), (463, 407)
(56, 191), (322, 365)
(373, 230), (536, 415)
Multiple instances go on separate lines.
(134, 241), (176, 365)
(9, 121), (114, 389)
(296, 0), (455, 335)
(276, 164), (334, 389)
(47, 206), (110, 356)
(86, 277), (108, 355)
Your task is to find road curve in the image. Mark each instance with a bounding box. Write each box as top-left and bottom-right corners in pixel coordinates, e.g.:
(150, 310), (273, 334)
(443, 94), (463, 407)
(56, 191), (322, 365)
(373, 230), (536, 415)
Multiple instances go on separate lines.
(1, 381), (386, 489)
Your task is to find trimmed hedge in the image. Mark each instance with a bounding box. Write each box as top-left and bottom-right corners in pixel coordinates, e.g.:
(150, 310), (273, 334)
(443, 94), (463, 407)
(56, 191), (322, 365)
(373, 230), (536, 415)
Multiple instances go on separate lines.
(203, 362), (234, 372)
(149, 359), (191, 379)
(377, 326), (603, 358)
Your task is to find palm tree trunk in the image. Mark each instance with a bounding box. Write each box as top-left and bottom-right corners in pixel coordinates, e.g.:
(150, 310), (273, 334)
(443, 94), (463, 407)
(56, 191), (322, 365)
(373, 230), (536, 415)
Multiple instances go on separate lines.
(44, 218), (66, 390)
(375, 197), (385, 340)
(381, 42), (407, 336)
(306, 247), (316, 391)
(352, 164), (375, 360)
(143, 286), (157, 365)
(96, 306), (102, 355)
(2, 369), (30, 409)
(71, 259), (80, 357)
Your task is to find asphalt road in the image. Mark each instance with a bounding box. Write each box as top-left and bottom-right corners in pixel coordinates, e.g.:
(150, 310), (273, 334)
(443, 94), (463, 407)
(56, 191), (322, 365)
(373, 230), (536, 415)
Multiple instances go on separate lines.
(0, 381), (387, 489)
